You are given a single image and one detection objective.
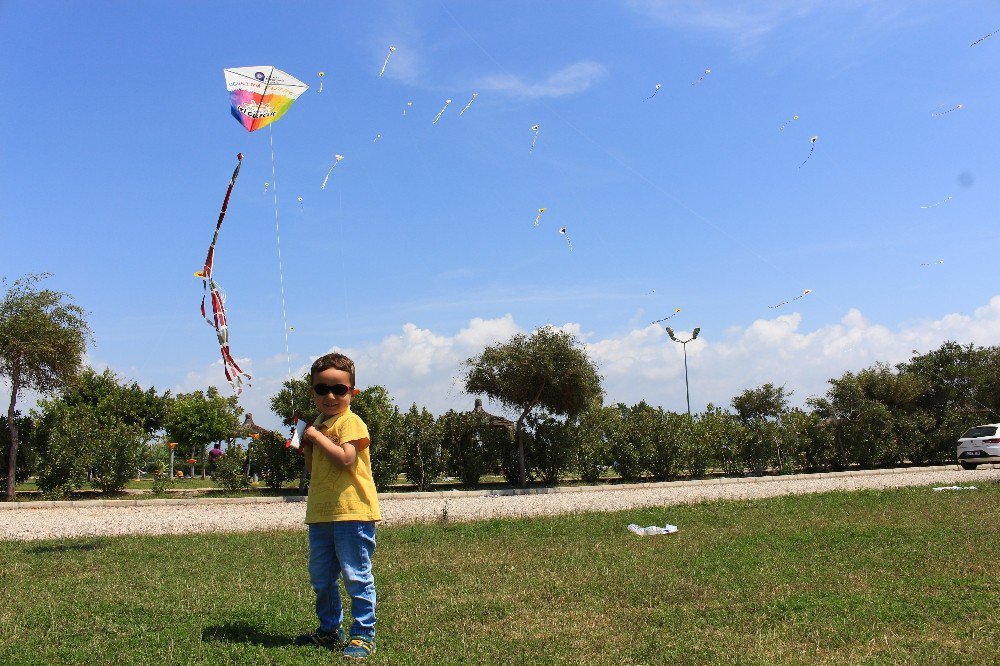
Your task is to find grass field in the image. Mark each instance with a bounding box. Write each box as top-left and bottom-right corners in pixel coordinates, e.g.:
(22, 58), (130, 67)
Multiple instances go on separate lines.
(2, 483), (998, 664)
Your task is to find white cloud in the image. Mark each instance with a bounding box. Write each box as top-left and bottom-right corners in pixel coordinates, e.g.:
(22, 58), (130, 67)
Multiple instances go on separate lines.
(476, 61), (608, 99)
(6, 297), (1000, 432)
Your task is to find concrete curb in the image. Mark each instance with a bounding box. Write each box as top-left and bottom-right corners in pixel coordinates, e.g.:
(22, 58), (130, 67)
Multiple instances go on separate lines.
(0, 465), (962, 510)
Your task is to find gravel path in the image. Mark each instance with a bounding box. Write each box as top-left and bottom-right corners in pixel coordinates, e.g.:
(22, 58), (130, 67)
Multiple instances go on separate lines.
(2, 466), (997, 542)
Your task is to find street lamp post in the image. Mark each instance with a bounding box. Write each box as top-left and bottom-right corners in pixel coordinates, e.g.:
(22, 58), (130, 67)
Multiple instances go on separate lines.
(665, 327), (700, 416)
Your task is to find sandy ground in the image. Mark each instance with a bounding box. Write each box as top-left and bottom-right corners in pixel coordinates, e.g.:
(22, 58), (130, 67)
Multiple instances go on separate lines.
(2, 466), (997, 542)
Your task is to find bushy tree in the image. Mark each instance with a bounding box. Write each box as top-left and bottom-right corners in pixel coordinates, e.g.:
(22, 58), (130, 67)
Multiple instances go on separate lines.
(438, 409), (505, 486)
(400, 404), (444, 490)
(269, 372), (314, 426)
(212, 444), (250, 493)
(1, 273), (91, 500)
(525, 412), (576, 485)
(352, 386), (404, 490)
(31, 369), (157, 495)
(250, 431), (303, 489)
(615, 402), (656, 481)
(164, 388), (241, 476)
(572, 402), (618, 484)
(697, 406), (747, 476)
(465, 326), (602, 487)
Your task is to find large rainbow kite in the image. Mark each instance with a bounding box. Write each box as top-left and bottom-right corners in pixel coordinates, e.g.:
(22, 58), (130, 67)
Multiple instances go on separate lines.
(223, 66), (308, 132)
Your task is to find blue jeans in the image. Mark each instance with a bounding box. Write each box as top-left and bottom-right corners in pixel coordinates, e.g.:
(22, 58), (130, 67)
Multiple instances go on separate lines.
(308, 521), (377, 639)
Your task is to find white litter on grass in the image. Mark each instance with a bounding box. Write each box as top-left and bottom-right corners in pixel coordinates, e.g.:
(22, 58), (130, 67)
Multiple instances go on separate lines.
(933, 485), (977, 491)
(628, 523), (678, 536)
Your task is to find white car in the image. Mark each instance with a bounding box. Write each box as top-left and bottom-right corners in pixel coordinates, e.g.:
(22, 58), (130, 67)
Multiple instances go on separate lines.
(957, 423), (1000, 469)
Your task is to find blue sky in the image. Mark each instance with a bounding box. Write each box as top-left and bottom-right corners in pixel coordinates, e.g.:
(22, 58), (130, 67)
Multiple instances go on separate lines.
(3, 1), (999, 430)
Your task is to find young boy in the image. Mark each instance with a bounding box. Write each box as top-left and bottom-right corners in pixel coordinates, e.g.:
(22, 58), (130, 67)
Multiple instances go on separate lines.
(294, 352), (380, 659)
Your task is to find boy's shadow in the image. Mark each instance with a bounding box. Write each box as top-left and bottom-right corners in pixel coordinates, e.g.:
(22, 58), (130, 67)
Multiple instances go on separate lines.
(202, 622), (294, 647)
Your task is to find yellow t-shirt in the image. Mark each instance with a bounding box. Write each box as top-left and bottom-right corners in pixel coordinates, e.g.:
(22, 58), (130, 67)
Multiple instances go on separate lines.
(305, 408), (381, 524)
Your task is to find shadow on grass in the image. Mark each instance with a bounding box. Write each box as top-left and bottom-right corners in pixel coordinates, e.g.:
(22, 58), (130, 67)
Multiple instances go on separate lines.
(27, 540), (106, 554)
(202, 622), (294, 647)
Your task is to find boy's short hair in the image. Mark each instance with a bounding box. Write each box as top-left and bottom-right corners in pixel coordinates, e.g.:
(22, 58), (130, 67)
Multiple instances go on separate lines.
(311, 352), (356, 386)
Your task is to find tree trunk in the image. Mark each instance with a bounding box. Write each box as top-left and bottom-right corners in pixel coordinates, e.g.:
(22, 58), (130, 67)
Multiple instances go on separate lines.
(5, 371), (20, 501)
(514, 416), (526, 488)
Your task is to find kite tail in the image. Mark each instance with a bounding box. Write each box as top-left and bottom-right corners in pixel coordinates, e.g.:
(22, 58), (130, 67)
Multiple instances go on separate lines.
(221, 346), (251, 394)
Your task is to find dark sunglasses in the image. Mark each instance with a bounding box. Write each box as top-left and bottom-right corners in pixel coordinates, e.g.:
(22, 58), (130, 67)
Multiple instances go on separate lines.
(313, 383), (353, 397)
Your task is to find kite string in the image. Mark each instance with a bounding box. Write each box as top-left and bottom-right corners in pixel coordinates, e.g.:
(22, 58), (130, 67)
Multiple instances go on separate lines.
(269, 124), (292, 379)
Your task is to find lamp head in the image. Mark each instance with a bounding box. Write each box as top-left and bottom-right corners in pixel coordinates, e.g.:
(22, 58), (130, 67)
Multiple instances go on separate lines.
(692, 327), (701, 340)
(665, 327), (676, 341)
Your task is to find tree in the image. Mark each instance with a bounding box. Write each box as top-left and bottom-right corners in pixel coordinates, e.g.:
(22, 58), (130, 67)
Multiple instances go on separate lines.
(1, 273), (92, 500)
(269, 372), (314, 427)
(351, 386), (404, 490)
(400, 404), (444, 491)
(164, 388), (241, 477)
(731, 383), (790, 422)
(465, 326), (602, 487)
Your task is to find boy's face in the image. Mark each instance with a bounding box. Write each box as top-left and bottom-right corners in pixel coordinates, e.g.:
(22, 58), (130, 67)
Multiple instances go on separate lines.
(312, 367), (357, 418)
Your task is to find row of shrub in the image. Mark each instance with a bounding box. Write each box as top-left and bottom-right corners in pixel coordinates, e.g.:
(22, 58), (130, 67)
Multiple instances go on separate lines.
(3, 341), (996, 496)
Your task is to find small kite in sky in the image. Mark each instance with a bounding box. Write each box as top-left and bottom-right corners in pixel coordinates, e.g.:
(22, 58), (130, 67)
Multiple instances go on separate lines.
(320, 155), (344, 190)
(559, 227), (573, 252)
(378, 45), (396, 77)
(970, 29), (997, 46)
(769, 289), (812, 309)
(644, 83), (662, 101)
(373, 133), (382, 143)
(196, 153), (251, 394)
(297, 196), (303, 210)
(530, 124), (541, 152)
(779, 115), (799, 131)
(223, 66), (308, 132)
(534, 208), (547, 227)
(263, 182), (270, 194)
(403, 101), (413, 116)
(433, 99), (452, 124)
(460, 92), (478, 115)
(651, 308), (682, 325)
(931, 103), (963, 117)
(920, 196), (952, 209)
(317, 71), (325, 93)
(691, 68), (711, 85)
(798, 136), (819, 168)
(920, 259), (945, 266)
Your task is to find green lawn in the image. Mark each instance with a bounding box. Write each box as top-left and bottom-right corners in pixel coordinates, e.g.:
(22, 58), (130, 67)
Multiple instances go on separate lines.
(2, 483), (998, 664)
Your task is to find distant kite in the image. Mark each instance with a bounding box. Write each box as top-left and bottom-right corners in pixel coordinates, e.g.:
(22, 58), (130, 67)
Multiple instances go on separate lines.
(920, 196), (952, 209)
(378, 45), (396, 77)
(931, 103), (963, 117)
(920, 259), (945, 267)
(970, 29), (997, 46)
(317, 71), (325, 93)
(691, 69), (711, 85)
(320, 155), (344, 190)
(644, 83), (662, 101)
(651, 308), (682, 325)
(433, 99), (452, 124)
(559, 227), (573, 251)
(534, 208), (547, 227)
(530, 124), (541, 152)
(779, 115), (799, 131)
(798, 136), (819, 168)
(403, 101), (413, 116)
(769, 289), (812, 309)
(460, 92), (478, 115)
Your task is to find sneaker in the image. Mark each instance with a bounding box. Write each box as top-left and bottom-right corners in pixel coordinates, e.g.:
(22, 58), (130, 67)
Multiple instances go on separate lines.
(343, 635), (376, 659)
(293, 627), (346, 649)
